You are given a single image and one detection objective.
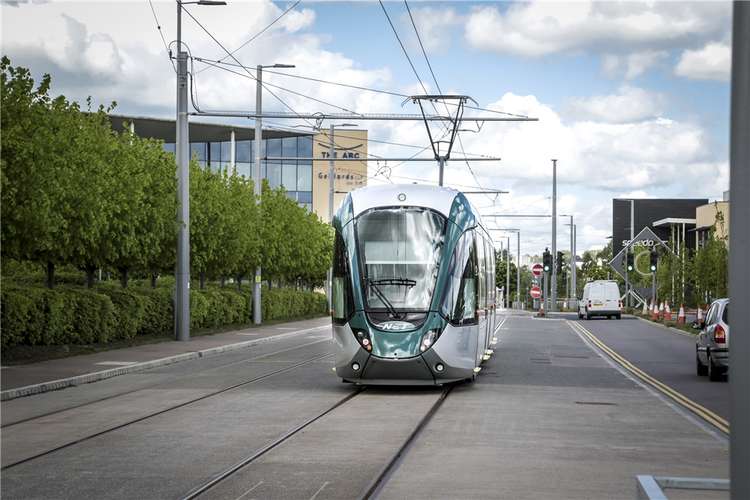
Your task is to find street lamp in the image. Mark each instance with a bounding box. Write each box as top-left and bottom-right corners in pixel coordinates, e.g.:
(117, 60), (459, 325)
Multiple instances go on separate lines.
(253, 62), (296, 325)
(174, 0), (226, 342)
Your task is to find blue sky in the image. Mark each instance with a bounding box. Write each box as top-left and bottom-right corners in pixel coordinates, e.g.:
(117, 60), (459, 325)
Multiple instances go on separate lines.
(1, 0), (734, 255)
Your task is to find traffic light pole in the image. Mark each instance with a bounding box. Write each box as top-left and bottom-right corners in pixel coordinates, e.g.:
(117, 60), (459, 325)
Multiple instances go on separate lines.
(624, 249), (629, 310)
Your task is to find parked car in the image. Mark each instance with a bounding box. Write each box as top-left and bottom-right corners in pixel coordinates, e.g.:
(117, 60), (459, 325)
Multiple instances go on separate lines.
(696, 298), (729, 382)
(578, 280), (622, 320)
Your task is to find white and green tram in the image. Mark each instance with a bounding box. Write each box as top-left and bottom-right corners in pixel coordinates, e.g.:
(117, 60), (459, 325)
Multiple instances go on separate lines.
(331, 184), (498, 385)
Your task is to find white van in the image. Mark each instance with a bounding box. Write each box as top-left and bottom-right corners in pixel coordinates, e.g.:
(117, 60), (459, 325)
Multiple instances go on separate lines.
(579, 280), (622, 320)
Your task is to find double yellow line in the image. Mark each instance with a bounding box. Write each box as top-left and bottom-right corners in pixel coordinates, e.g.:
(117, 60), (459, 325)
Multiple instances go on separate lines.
(568, 320), (730, 435)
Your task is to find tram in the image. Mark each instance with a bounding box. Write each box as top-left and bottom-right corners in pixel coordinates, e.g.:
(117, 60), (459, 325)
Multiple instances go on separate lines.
(331, 184), (498, 385)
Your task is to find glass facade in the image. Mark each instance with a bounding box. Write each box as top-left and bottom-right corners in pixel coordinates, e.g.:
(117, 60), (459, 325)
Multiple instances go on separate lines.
(163, 135), (313, 211)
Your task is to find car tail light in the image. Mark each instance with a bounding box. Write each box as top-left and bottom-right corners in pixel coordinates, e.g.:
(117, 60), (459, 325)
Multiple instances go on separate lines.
(714, 325), (726, 344)
(618, 300), (623, 309)
(588, 300), (592, 307)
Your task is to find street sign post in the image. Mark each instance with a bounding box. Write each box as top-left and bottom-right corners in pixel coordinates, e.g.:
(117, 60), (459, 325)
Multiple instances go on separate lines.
(530, 286), (542, 299)
(532, 263), (543, 277)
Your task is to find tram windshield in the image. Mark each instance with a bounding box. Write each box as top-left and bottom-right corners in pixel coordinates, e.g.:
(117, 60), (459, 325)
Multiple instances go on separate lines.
(356, 208), (445, 314)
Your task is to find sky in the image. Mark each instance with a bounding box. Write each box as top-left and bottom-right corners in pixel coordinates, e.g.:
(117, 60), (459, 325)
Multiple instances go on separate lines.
(1, 0), (733, 258)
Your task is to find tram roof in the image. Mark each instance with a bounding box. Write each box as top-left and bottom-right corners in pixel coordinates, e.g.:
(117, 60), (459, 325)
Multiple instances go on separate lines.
(348, 184), (477, 220)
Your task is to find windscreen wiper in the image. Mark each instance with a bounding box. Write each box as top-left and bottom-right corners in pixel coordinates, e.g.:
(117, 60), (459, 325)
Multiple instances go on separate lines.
(368, 278), (417, 288)
(367, 279), (404, 320)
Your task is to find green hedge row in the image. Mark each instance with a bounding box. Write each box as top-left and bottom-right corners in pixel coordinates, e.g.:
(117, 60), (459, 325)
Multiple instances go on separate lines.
(1, 283), (327, 348)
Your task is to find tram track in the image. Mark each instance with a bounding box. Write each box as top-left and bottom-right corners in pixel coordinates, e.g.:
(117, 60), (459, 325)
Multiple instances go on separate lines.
(1, 336), (329, 429)
(179, 384), (456, 500)
(180, 387), (366, 500)
(359, 385), (454, 499)
(1, 351), (333, 470)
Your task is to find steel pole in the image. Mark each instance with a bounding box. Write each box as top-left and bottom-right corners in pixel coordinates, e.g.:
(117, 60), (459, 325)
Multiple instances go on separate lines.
(175, 0), (190, 341)
(572, 223), (577, 305)
(730, 3), (750, 497)
(551, 159), (557, 311)
(516, 231), (521, 309)
(506, 236), (510, 309)
(569, 216), (574, 303)
(438, 156), (445, 186)
(253, 66), (263, 325)
(628, 199), (635, 308)
(327, 125), (335, 310)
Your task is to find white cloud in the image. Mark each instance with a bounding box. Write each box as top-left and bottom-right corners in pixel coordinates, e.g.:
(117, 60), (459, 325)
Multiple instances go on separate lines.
(675, 41), (731, 81)
(0, 1), (395, 117)
(464, 1), (730, 57)
(624, 50), (669, 79)
(567, 86), (664, 123)
(400, 92), (725, 252)
(403, 6), (462, 52)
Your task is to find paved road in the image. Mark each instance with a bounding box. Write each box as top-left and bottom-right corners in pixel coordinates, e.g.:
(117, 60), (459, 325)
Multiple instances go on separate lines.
(0, 312), (728, 499)
(571, 314), (730, 422)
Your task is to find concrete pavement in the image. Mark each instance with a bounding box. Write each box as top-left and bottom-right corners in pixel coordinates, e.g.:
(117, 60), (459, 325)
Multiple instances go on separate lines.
(380, 312), (728, 499)
(1, 316), (332, 397)
(0, 311), (728, 499)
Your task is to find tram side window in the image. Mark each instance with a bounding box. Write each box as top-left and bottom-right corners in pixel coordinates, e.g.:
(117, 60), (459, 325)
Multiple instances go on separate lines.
(485, 238), (494, 307)
(441, 231), (478, 325)
(477, 233), (488, 310)
(332, 230), (354, 324)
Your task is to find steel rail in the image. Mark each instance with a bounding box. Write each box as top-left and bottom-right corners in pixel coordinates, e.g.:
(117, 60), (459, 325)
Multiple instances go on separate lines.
(359, 385), (454, 499)
(1, 335), (329, 429)
(179, 388), (365, 500)
(0, 352), (333, 470)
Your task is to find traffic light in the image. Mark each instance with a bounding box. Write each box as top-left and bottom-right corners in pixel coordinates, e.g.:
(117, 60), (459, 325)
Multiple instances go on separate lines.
(543, 248), (552, 272)
(556, 251), (564, 274)
(650, 250), (658, 272)
(626, 252), (634, 272)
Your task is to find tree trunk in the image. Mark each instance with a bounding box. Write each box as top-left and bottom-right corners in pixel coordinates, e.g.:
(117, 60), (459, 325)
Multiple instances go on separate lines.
(85, 266), (96, 288)
(235, 274), (243, 291)
(220, 276), (226, 288)
(200, 272), (206, 290)
(150, 273), (158, 289)
(119, 267), (129, 288)
(46, 261), (55, 289)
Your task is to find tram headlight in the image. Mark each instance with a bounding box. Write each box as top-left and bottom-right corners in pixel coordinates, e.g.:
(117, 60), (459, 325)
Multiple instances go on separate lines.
(420, 329), (440, 352)
(353, 329), (373, 352)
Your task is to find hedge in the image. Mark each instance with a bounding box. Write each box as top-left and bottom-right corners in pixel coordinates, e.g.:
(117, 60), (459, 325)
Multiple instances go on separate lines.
(1, 283), (327, 348)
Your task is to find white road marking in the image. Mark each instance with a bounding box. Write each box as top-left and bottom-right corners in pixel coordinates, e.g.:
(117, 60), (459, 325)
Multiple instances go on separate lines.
(94, 361), (139, 366)
(234, 480), (264, 500)
(309, 481), (330, 500)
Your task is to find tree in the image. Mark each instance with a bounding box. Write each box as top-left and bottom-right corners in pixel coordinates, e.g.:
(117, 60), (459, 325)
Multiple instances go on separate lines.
(1, 58), (116, 287)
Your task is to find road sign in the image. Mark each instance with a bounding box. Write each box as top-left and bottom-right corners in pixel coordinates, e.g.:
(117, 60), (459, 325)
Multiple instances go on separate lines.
(532, 263), (543, 277)
(530, 285), (542, 299)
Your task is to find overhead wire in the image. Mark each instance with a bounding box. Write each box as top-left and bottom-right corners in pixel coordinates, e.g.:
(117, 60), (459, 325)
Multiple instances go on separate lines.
(377, 0), (450, 137)
(403, 0), (495, 202)
(181, 3), (505, 188)
(195, 0), (301, 75)
(148, 0), (176, 72)
(192, 57), (529, 118)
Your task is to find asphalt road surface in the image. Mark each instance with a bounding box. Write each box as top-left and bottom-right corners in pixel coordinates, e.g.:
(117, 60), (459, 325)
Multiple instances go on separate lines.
(0, 313), (728, 499)
(571, 313), (730, 421)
